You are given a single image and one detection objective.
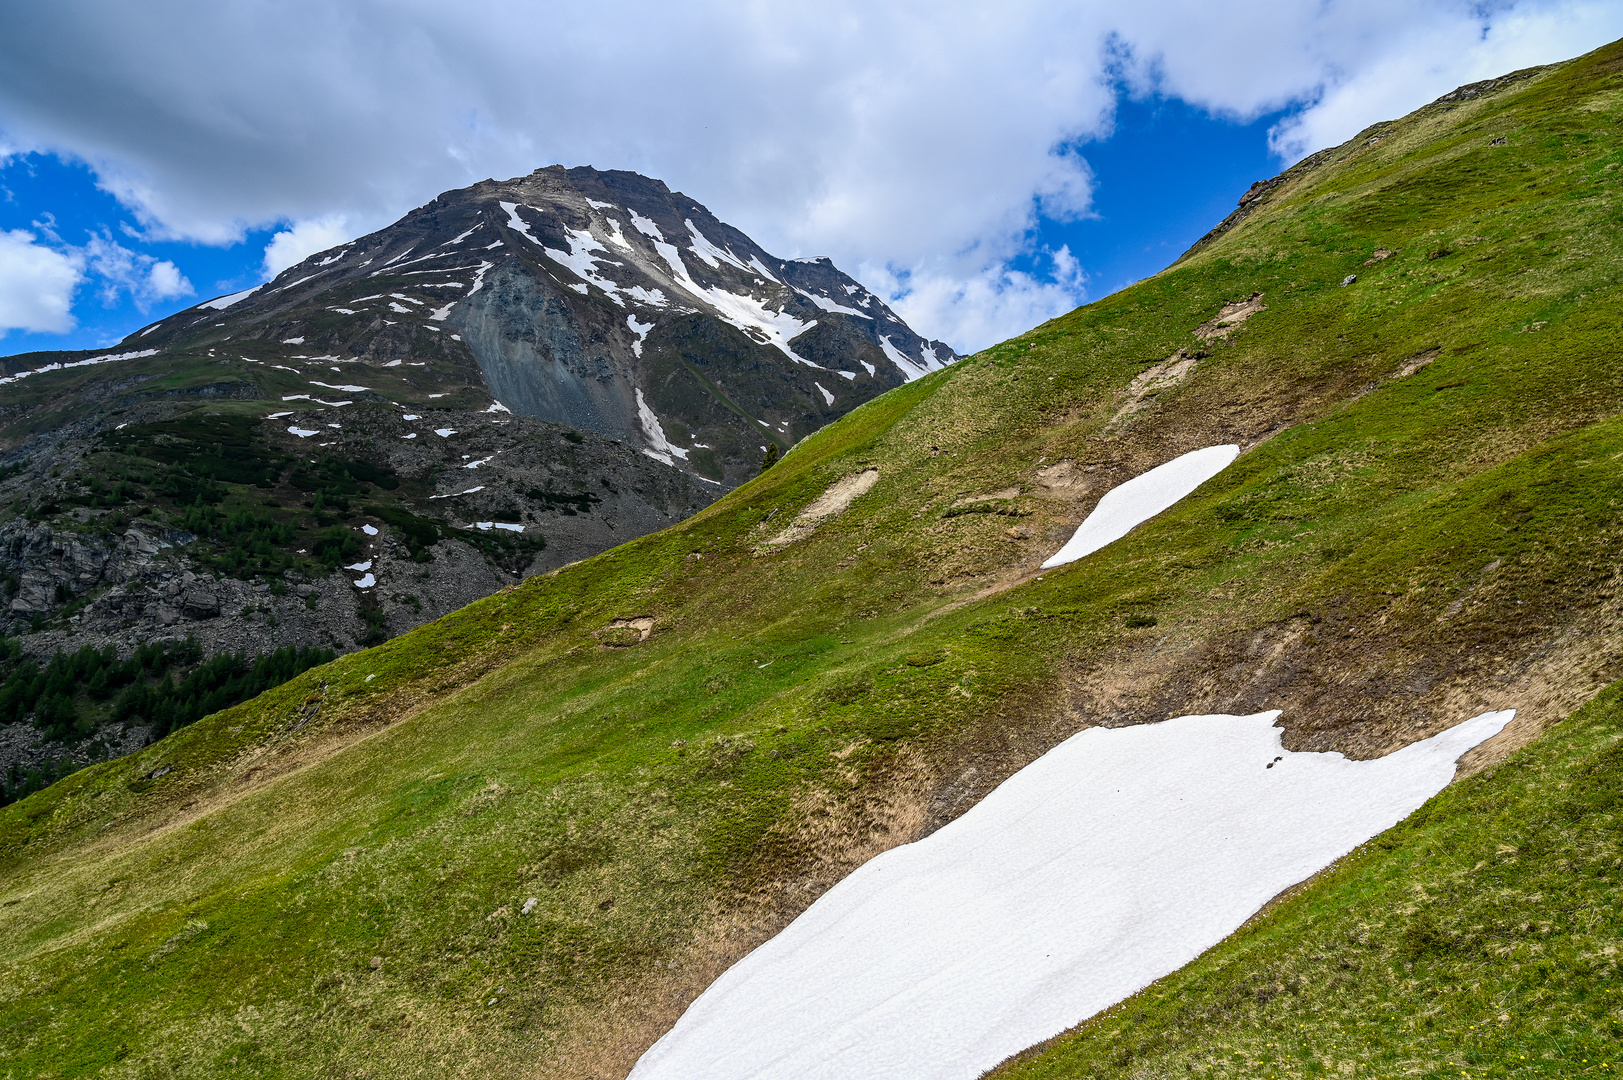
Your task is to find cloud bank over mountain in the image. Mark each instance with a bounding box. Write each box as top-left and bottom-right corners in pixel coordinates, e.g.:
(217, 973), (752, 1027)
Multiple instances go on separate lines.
(0, 0), (1619, 350)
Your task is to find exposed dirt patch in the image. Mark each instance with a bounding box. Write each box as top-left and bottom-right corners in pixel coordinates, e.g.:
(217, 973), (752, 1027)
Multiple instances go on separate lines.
(1194, 292), (1266, 341)
(1033, 459), (1088, 495)
(761, 468), (880, 548)
(1106, 351), (1201, 432)
(1052, 576), (1623, 770)
(597, 616), (655, 647)
(1396, 347), (1442, 379)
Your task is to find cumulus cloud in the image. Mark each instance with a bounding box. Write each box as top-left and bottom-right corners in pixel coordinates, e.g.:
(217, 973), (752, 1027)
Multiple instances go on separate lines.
(1265, 1), (1623, 161)
(0, 229), (82, 335)
(872, 247), (1089, 353)
(0, 1), (1619, 350)
(84, 235), (193, 309)
(262, 216), (351, 278)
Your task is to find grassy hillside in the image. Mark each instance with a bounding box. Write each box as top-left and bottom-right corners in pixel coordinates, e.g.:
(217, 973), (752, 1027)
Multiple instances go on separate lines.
(4, 39), (1623, 1079)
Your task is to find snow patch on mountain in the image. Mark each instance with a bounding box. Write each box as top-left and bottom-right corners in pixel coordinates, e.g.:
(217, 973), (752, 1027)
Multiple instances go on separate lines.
(627, 314), (654, 357)
(624, 285), (669, 308)
(747, 255), (780, 284)
(629, 708), (1515, 1080)
(878, 335), (930, 380)
(629, 210), (664, 241)
(499, 201), (538, 244)
(686, 220), (753, 274)
(1043, 445), (1240, 569)
(604, 218), (633, 251)
(0, 348), (163, 387)
(544, 228), (627, 307)
(198, 285), (263, 311)
(636, 388), (688, 464)
(796, 288), (871, 319)
(650, 239), (818, 366)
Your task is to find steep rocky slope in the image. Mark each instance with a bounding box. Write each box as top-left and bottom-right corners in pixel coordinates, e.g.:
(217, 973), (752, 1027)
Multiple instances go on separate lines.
(3, 40), (1623, 1080)
(0, 168), (950, 781)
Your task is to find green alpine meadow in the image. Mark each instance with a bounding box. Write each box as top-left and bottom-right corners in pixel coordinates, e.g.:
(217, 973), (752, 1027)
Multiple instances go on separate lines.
(6, 36), (1623, 1080)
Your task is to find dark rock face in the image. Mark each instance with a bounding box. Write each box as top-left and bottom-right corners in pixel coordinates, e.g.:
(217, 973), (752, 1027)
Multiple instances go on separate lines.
(459, 261), (633, 439)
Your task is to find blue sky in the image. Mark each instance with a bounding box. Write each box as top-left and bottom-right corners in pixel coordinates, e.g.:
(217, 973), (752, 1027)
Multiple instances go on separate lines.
(0, 92), (1285, 358)
(1, 2), (1619, 356)
(0, 154), (279, 355)
(1024, 95), (1286, 300)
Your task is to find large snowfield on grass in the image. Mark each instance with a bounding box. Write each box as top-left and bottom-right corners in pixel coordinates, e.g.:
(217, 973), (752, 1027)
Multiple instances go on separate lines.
(629, 708), (1513, 1080)
(1042, 444), (1240, 569)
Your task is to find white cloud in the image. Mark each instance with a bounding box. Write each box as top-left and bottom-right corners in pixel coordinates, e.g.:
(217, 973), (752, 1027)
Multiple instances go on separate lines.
(0, 229), (82, 335)
(262, 216), (350, 278)
(872, 247), (1087, 354)
(1266, 2), (1623, 162)
(84, 234), (193, 309)
(144, 258), (191, 300)
(0, 1), (1618, 351)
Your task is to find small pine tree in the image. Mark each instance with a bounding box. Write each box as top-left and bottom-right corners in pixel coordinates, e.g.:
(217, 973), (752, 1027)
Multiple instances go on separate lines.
(759, 444), (781, 474)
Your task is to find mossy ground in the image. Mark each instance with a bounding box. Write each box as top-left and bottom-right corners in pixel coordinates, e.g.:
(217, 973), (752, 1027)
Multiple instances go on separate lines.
(4, 39), (1623, 1080)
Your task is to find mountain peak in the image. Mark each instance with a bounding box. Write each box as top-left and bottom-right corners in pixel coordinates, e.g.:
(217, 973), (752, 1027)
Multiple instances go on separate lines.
(163, 166), (954, 487)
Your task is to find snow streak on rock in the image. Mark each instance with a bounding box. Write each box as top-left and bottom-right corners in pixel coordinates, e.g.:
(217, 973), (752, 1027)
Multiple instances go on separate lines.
(636, 388), (688, 465)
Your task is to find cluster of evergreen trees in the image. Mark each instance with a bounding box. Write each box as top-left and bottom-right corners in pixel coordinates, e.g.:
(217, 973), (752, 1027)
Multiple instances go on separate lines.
(179, 503), (299, 578)
(0, 636), (334, 744)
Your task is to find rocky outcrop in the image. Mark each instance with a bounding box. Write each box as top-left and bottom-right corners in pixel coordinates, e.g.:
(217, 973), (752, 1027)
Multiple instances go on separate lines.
(2, 522), (195, 615)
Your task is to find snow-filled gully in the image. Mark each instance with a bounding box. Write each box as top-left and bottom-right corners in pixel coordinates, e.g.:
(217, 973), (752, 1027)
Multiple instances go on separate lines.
(630, 709), (1513, 1080)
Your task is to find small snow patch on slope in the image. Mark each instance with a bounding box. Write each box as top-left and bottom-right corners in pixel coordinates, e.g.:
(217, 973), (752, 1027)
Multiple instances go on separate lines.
(629, 708), (1514, 1080)
(649, 238), (819, 366)
(796, 288), (870, 318)
(636, 388), (688, 464)
(1043, 445), (1239, 569)
(604, 218), (633, 251)
(629, 210), (664, 240)
(627, 314), (654, 357)
(499, 201), (538, 243)
(544, 229), (626, 306)
(198, 285), (262, 311)
(685, 220), (753, 273)
(747, 255), (780, 284)
(877, 335), (931, 381)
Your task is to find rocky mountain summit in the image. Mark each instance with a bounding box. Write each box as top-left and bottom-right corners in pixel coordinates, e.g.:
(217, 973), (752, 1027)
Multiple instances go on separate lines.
(0, 167), (951, 780)
(133, 165), (955, 485)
